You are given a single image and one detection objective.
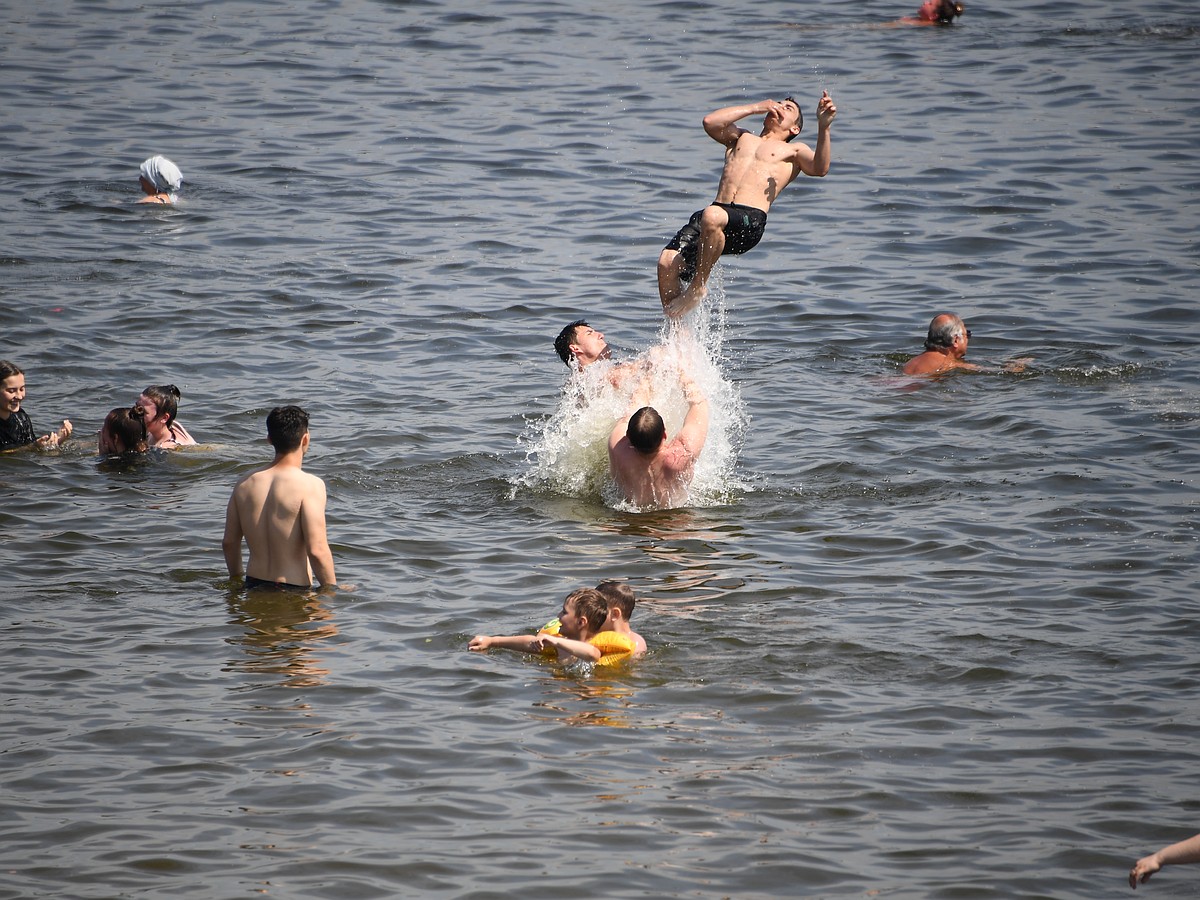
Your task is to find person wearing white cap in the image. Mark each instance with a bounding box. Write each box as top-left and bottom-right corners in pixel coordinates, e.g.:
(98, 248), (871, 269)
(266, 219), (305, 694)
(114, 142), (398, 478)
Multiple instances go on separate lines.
(138, 155), (183, 205)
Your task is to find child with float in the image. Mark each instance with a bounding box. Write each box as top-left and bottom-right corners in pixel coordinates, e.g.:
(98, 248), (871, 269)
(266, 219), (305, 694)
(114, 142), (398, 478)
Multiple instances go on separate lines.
(468, 586), (639, 666)
(593, 580), (647, 657)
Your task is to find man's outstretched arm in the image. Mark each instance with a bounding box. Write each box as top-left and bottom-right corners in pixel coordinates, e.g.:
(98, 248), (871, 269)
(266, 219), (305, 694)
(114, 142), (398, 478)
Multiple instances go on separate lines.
(1130, 833), (1200, 889)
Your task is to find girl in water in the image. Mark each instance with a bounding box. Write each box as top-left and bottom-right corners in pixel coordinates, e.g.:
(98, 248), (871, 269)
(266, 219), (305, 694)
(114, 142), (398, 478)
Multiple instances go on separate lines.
(138, 384), (197, 449)
(98, 405), (150, 455)
(0, 360), (72, 451)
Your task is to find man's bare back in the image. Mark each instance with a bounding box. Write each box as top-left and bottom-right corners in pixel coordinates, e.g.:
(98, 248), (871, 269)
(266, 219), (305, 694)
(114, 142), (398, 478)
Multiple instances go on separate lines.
(608, 376), (709, 510)
(609, 439), (696, 508)
(222, 407), (337, 590)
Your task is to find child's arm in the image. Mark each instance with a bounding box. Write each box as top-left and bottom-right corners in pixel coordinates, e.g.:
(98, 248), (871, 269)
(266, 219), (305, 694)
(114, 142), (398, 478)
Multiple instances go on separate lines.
(469, 634), (549, 654)
(539, 633), (602, 663)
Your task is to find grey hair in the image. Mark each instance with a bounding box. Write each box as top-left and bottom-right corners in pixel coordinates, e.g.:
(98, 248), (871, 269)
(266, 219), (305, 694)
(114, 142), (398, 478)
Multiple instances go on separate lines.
(924, 317), (965, 351)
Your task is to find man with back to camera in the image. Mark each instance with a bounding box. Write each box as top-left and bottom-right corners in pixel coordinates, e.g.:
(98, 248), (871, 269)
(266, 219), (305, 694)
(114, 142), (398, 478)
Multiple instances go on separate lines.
(608, 371), (709, 509)
(657, 90), (838, 318)
(222, 405), (339, 592)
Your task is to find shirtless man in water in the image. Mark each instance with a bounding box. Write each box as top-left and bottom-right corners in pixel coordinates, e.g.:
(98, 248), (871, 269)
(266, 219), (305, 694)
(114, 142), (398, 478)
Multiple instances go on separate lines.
(554, 318), (666, 393)
(608, 372), (709, 509)
(222, 405), (339, 592)
(903, 313), (1030, 376)
(658, 91), (837, 318)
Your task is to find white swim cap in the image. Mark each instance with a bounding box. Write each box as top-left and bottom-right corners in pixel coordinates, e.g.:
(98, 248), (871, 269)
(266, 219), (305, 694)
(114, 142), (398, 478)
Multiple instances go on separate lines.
(139, 155), (183, 192)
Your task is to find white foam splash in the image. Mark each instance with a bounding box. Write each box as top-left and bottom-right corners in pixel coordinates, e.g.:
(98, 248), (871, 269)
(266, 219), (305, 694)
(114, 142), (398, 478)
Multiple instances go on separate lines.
(517, 289), (748, 509)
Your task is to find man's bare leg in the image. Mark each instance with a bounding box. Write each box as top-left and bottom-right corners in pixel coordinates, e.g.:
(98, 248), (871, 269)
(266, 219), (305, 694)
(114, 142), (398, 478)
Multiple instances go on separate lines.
(657, 248), (686, 309)
(665, 206), (727, 318)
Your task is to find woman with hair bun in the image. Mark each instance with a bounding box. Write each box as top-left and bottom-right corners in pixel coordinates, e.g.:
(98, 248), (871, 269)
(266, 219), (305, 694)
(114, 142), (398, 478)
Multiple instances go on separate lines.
(98, 405), (149, 455)
(137, 384), (197, 449)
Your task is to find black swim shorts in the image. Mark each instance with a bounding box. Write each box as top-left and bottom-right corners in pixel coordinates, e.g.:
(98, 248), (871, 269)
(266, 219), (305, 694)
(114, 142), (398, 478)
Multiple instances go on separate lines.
(245, 575), (313, 592)
(664, 202), (768, 281)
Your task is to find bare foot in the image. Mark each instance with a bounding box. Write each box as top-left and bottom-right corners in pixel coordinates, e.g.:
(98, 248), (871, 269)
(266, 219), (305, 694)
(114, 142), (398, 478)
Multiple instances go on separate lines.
(663, 281), (707, 319)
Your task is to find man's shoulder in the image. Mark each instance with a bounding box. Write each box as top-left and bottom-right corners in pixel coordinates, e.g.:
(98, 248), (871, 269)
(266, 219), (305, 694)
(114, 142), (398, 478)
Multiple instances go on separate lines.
(609, 435), (636, 459)
(659, 440), (697, 471)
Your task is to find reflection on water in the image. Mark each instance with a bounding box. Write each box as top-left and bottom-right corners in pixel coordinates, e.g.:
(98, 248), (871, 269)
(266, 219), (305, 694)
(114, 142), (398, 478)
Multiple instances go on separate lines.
(598, 507), (746, 602)
(534, 676), (639, 729)
(224, 588), (339, 689)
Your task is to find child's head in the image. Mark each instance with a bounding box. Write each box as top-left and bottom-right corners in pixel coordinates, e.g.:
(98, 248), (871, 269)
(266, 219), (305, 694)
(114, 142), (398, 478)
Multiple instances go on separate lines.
(99, 405), (149, 455)
(558, 587), (608, 641)
(595, 580), (636, 622)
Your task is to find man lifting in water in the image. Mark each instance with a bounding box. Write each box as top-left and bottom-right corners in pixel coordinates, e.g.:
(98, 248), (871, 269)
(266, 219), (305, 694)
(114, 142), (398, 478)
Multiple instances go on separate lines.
(658, 91), (837, 318)
(608, 371), (709, 510)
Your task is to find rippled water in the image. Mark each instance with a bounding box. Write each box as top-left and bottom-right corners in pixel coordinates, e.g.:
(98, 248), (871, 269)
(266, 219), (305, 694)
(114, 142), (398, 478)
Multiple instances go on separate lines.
(2, 0), (1198, 897)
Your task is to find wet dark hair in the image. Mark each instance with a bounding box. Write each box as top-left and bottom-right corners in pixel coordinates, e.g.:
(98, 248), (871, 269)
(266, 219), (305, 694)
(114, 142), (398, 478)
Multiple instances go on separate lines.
(936, 1), (965, 23)
(627, 407), (666, 453)
(554, 319), (589, 366)
(141, 384), (182, 424)
(266, 405), (309, 452)
(781, 96), (803, 141)
(595, 580), (636, 620)
(0, 360), (24, 382)
(101, 405), (149, 454)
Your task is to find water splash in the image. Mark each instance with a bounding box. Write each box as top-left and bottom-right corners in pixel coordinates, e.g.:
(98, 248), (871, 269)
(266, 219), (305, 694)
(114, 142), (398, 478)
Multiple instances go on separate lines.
(516, 288), (747, 509)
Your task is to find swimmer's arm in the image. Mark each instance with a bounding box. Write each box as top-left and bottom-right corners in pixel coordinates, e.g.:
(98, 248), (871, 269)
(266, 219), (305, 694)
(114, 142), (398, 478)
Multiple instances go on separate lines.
(301, 481), (337, 590)
(221, 494), (245, 579)
(468, 634), (547, 654)
(954, 358), (1033, 375)
(1130, 833), (1200, 889)
(608, 417), (628, 453)
(703, 100), (773, 146)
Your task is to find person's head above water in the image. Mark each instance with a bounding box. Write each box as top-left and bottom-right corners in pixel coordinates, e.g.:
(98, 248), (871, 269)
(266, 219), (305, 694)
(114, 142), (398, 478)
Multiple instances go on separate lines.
(554, 319), (611, 368)
(99, 405), (149, 455)
(595, 580), (636, 619)
(763, 96), (804, 143)
(917, 0), (964, 23)
(923, 313), (970, 354)
(558, 587), (609, 640)
(266, 405), (310, 454)
(138, 384), (183, 436)
(627, 406), (667, 453)
(138, 155), (183, 197)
